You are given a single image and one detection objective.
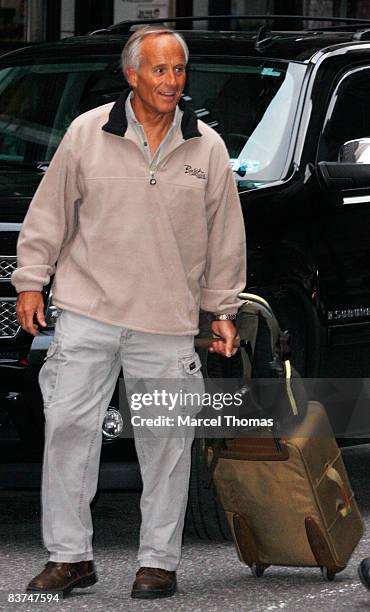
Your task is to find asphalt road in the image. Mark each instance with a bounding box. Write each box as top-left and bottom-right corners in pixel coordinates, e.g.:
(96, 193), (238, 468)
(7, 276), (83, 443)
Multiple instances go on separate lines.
(1, 444), (370, 612)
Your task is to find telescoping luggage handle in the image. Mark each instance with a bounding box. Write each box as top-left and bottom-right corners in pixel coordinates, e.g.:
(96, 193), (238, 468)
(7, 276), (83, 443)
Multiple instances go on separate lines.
(195, 293), (282, 350)
(195, 292), (288, 356)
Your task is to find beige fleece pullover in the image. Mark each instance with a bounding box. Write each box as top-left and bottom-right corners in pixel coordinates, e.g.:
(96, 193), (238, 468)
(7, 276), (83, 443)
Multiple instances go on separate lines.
(11, 90), (246, 335)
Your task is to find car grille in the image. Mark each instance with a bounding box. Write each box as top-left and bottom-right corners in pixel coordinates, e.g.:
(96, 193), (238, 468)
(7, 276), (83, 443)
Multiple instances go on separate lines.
(0, 299), (19, 338)
(0, 256), (17, 281)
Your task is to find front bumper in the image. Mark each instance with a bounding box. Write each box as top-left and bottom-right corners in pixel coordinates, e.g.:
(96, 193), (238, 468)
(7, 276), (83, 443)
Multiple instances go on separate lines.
(0, 360), (27, 393)
(0, 330), (53, 393)
(27, 330), (54, 366)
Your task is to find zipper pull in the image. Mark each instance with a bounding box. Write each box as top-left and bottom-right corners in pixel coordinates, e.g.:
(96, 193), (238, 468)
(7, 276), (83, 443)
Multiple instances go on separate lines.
(149, 171), (156, 185)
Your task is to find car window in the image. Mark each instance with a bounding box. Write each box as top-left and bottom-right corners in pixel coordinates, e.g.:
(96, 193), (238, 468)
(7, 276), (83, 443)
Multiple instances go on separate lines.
(0, 54), (306, 186)
(185, 59), (306, 185)
(0, 60), (126, 164)
(318, 68), (370, 162)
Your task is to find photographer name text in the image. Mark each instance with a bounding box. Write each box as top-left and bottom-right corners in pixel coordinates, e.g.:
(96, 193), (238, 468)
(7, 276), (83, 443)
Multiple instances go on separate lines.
(131, 415), (274, 428)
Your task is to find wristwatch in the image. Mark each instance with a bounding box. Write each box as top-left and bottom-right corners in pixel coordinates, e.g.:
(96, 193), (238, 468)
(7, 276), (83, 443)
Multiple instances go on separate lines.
(212, 313), (237, 321)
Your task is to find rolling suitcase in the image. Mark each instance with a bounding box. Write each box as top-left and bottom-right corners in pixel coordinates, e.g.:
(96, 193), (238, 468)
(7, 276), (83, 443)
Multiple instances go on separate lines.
(209, 400), (364, 581)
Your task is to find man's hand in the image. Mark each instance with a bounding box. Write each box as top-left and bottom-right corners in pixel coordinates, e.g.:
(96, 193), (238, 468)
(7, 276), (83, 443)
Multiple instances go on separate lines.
(16, 291), (47, 336)
(209, 320), (239, 358)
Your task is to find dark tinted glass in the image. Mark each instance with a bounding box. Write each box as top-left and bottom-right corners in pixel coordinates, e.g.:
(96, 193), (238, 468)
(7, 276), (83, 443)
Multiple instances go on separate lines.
(0, 61), (126, 163)
(0, 56), (305, 184)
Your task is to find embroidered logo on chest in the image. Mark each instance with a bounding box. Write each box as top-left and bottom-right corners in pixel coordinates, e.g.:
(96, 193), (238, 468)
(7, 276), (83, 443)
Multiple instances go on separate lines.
(184, 164), (207, 180)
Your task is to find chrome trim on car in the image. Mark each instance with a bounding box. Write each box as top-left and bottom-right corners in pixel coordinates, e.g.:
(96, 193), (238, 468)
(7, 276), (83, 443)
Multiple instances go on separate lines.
(0, 297), (20, 339)
(0, 255), (16, 281)
(0, 223), (22, 232)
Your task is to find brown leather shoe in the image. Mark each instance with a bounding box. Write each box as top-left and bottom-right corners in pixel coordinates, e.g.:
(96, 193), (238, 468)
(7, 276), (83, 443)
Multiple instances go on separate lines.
(131, 566), (177, 599)
(27, 561), (97, 596)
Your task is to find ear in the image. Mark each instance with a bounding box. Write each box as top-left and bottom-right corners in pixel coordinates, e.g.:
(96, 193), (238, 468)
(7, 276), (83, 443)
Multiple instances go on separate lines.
(126, 65), (138, 88)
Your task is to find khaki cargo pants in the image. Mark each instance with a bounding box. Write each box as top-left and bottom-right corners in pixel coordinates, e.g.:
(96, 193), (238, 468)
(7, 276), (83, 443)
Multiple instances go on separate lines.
(39, 309), (204, 571)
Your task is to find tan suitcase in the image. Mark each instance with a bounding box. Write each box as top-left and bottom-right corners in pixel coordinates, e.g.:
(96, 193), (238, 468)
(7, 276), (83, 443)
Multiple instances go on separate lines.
(210, 401), (364, 581)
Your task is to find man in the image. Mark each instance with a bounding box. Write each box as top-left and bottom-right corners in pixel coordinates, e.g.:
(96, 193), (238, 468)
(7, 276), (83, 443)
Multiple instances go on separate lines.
(11, 26), (246, 599)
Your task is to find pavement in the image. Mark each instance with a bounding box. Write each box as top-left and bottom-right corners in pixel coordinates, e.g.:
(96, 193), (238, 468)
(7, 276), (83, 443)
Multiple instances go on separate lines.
(1, 444), (370, 612)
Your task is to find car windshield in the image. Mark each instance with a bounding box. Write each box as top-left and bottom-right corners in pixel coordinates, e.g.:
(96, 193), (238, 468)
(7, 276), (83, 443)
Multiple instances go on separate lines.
(0, 56), (306, 185)
(185, 59), (306, 185)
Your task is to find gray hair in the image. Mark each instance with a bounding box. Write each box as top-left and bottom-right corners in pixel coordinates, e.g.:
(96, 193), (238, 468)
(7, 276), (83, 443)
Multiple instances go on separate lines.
(121, 25), (189, 80)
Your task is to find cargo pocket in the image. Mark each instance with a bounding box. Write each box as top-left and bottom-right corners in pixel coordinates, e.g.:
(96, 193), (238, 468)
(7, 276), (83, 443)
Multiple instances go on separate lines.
(38, 340), (60, 406)
(178, 352), (204, 415)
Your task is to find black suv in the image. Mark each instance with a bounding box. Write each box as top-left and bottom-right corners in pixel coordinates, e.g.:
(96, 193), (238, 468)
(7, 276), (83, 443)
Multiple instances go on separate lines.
(1, 15), (370, 538)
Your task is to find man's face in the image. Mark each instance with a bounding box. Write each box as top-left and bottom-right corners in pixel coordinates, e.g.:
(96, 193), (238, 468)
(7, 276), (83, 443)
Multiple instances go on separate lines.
(127, 34), (186, 115)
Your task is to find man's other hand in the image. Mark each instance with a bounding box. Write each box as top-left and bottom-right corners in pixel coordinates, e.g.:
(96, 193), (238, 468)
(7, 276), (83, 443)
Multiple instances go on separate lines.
(16, 291), (47, 336)
(209, 320), (239, 358)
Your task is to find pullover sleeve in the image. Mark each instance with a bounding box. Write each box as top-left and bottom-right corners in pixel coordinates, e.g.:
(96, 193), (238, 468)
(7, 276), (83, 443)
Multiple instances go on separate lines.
(200, 140), (247, 315)
(11, 128), (81, 293)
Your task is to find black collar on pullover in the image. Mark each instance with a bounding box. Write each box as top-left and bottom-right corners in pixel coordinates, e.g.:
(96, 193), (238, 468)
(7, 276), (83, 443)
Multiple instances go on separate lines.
(102, 88), (202, 140)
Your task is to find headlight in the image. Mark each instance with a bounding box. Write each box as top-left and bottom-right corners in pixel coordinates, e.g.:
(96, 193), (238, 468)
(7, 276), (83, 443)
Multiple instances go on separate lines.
(102, 407), (123, 440)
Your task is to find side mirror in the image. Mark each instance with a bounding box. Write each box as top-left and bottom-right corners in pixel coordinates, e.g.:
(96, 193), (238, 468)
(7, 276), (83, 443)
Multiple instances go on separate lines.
(317, 138), (370, 194)
(339, 138), (370, 163)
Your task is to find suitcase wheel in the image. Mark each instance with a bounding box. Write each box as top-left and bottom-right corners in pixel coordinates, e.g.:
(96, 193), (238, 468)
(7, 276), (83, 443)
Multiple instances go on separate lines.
(250, 563), (267, 578)
(320, 567), (336, 582)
